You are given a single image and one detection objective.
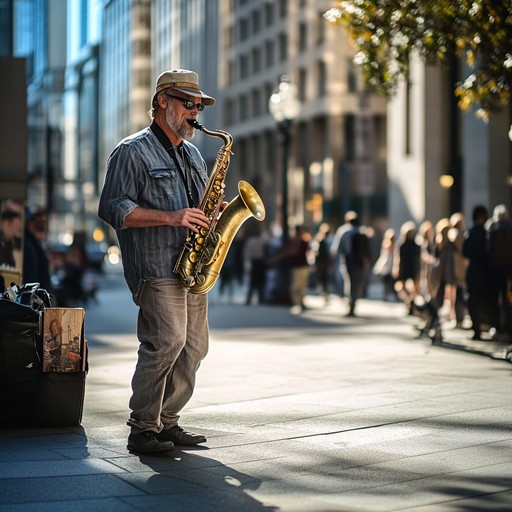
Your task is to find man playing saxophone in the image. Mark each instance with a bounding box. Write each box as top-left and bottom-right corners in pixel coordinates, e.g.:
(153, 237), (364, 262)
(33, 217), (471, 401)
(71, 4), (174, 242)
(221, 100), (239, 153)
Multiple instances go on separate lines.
(98, 69), (214, 454)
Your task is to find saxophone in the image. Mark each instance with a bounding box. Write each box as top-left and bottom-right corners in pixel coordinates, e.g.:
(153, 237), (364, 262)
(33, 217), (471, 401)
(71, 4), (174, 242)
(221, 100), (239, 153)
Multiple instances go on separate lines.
(173, 120), (266, 294)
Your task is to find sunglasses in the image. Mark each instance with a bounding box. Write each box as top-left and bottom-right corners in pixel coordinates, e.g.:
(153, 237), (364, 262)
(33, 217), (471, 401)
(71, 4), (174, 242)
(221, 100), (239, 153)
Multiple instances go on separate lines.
(166, 94), (205, 111)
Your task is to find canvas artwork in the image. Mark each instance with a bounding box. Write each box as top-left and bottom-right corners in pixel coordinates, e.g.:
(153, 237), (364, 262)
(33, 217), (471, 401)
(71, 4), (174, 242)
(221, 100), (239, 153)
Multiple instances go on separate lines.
(43, 308), (85, 372)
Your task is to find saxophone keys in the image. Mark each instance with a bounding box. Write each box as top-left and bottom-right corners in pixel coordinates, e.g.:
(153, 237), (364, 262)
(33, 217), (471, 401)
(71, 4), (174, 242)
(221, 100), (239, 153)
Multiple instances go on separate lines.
(189, 252), (198, 263)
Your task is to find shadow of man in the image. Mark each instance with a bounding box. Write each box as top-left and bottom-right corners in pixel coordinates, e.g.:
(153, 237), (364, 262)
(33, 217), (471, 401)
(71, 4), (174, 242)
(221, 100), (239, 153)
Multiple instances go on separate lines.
(128, 448), (278, 512)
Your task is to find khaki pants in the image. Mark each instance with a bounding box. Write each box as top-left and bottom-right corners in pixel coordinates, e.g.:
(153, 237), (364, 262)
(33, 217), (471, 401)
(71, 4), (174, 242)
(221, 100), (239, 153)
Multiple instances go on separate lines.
(128, 279), (209, 433)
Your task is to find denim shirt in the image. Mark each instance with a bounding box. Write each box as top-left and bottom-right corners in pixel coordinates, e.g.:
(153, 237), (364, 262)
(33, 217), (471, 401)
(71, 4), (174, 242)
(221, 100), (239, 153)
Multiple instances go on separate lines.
(98, 126), (208, 298)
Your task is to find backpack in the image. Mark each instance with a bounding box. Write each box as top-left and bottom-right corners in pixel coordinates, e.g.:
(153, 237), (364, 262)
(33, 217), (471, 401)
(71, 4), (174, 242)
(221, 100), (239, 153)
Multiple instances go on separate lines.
(349, 231), (369, 265)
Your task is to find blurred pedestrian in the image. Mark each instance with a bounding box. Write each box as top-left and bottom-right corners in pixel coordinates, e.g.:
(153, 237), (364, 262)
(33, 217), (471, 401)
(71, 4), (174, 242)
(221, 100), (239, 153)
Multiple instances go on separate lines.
(51, 247), (86, 307)
(22, 208), (52, 291)
(372, 228), (396, 301)
(244, 229), (268, 305)
(448, 212), (468, 327)
(486, 204), (512, 341)
(282, 225), (312, 314)
(393, 221), (421, 314)
(330, 213), (354, 298)
(310, 222), (333, 303)
(418, 220), (436, 298)
(431, 218), (456, 320)
(463, 205), (490, 340)
(218, 247), (236, 301)
(331, 211), (369, 317)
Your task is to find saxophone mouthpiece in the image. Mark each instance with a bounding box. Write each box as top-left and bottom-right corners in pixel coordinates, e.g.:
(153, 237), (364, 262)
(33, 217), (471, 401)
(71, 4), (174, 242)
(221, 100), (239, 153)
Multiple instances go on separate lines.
(187, 119), (203, 130)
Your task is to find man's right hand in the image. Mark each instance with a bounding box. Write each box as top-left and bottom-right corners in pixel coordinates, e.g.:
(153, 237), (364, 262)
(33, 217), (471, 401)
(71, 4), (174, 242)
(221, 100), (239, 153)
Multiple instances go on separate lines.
(173, 208), (209, 233)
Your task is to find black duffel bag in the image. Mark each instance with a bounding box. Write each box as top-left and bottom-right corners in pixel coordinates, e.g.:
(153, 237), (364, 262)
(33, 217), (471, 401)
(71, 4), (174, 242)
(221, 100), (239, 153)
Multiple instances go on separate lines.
(0, 297), (43, 426)
(0, 283), (86, 428)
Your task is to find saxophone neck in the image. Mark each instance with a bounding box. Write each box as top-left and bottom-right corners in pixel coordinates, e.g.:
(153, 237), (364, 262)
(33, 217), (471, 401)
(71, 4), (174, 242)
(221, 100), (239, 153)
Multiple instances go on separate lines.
(187, 119), (233, 148)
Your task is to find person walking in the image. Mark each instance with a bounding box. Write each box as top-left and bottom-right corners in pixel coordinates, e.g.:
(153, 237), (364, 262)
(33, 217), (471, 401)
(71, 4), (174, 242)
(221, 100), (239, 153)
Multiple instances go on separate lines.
(392, 221), (421, 314)
(310, 222), (333, 303)
(22, 209), (52, 292)
(463, 205), (490, 340)
(448, 212), (468, 328)
(244, 229), (268, 305)
(486, 204), (512, 341)
(98, 69), (215, 454)
(282, 225), (312, 314)
(372, 228), (396, 301)
(431, 218), (456, 320)
(331, 211), (369, 317)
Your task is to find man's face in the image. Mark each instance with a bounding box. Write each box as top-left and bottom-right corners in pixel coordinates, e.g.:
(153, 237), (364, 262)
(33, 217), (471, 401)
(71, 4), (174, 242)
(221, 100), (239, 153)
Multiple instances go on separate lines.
(164, 93), (201, 141)
(2, 216), (22, 240)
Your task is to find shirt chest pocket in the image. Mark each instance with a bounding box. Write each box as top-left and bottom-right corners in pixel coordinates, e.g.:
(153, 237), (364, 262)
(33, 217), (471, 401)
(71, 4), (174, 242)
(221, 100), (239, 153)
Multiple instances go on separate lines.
(143, 167), (179, 210)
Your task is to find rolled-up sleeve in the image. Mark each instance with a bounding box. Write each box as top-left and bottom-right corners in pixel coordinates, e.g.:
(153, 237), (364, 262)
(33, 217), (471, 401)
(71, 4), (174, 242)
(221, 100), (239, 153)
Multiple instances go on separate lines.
(98, 143), (141, 230)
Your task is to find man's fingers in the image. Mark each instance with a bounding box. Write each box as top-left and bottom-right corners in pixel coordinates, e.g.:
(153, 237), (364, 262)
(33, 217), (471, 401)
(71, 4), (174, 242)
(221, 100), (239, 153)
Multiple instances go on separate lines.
(182, 208), (209, 231)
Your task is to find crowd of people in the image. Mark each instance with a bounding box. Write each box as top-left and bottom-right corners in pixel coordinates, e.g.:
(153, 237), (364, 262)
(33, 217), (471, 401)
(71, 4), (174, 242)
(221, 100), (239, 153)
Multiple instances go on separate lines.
(4, 197), (511, 346)
(217, 203), (512, 344)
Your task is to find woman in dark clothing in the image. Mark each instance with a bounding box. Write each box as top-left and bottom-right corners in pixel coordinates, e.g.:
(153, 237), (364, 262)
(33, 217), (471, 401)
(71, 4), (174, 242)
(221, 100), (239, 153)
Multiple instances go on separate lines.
(393, 221), (421, 313)
(463, 205), (489, 340)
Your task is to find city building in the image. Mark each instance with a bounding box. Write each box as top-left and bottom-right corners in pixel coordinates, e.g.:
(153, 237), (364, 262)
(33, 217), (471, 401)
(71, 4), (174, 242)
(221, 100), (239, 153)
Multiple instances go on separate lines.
(219, 0), (388, 235)
(388, 53), (512, 230)
(5, 0), (509, 265)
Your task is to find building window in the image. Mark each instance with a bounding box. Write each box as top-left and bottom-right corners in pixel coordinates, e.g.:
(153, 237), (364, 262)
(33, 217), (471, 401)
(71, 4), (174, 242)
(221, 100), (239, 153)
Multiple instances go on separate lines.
(227, 60), (235, 86)
(298, 68), (307, 101)
(240, 17), (249, 41)
(239, 94), (248, 121)
(347, 58), (357, 92)
(240, 54), (249, 80)
(299, 22), (307, 52)
(252, 47), (261, 74)
(224, 98), (234, 125)
(278, 0), (287, 18)
(251, 8), (261, 34)
(264, 3), (274, 26)
(316, 11), (326, 44)
(251, 88), (260, 117)
(265, 40), (274, 68)
(278, 33), (287, 62)
(345, 114), (355, 161)
(317, 60), (326, 96)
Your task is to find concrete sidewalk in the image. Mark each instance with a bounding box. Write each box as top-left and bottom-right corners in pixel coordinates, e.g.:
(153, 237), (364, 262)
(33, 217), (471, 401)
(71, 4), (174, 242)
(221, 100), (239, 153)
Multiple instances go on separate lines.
(1, 280), (512, 511)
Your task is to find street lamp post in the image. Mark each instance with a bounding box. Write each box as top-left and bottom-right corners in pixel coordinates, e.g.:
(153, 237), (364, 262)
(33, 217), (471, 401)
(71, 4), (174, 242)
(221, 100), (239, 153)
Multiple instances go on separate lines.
(268, 75), (301, 245)
(268, 76), (301, 304)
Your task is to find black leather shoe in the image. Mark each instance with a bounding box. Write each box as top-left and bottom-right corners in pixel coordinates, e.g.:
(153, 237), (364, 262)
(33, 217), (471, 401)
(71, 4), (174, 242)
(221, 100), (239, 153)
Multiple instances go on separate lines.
(127, 431), (175, 454)
(157, 426), (207, 446)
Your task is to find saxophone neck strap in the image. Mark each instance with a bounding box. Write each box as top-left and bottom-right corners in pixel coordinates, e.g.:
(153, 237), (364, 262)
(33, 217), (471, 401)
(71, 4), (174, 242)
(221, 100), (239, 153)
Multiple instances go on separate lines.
(150, 122), (198, 208)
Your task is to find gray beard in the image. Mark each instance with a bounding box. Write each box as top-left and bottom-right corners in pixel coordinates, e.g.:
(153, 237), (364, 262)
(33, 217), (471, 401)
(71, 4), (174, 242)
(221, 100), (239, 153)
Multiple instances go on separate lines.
(166, 107), (195, 141)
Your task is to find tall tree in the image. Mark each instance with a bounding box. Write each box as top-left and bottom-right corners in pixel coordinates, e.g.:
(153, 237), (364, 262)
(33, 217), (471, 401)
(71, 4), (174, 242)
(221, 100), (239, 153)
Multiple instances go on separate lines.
(324, 0), (512, 121)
